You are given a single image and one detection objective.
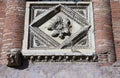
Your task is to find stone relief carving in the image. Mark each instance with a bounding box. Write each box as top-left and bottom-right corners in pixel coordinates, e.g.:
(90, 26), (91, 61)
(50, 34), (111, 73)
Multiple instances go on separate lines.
(22, 2), (96, 61)
(59, 26), (91, 49)
(29, 4), (91, 49)
(6, 48), (22, 67)
(48, 16), (72, 39)
(35, 39), (40, 46)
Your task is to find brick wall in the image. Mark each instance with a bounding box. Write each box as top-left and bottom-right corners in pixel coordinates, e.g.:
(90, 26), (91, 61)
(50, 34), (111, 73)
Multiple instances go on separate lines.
(0, 0), (25, 64)
(93, 0), (116, 64)
(111, 0), (120, 61)
(0, 1), (5, 58)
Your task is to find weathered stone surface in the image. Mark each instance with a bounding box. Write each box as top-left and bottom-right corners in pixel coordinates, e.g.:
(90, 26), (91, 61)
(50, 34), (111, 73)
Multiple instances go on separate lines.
(22, 2), (95, 57)
(0, 62), (120, 78)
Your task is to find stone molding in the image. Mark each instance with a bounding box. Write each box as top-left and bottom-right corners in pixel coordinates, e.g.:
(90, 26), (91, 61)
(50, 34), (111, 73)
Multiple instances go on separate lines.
(22, 2), (95, 58)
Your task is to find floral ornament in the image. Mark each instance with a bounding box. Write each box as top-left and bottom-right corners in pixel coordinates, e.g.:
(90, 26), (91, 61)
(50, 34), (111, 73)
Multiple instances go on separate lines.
(47, 16), (72, 39)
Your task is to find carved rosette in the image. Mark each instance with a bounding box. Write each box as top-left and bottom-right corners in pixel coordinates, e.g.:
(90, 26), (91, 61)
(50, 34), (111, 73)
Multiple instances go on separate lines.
(47, 16), (72, 39)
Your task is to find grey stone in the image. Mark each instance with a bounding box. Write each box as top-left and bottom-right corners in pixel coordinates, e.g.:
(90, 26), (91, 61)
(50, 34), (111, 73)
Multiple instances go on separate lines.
(0, 62), (120, 78)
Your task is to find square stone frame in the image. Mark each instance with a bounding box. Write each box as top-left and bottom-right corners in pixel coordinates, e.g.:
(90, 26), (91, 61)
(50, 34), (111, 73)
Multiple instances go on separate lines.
(22, 1), (95, 56)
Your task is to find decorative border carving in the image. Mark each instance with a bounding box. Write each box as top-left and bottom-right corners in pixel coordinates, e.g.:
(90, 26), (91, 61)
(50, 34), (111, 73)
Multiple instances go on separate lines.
(25, 54), (98, 62)
(22, 2), (96, 61)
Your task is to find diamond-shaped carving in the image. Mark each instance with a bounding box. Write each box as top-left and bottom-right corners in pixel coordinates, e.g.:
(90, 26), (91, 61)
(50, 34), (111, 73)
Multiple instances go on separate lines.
(30, 4), (90, 49)
(22, 2), (95, 56)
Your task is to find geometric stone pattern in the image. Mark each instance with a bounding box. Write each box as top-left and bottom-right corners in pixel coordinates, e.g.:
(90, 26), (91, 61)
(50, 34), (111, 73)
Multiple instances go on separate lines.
(26, 54), (98, 62)
(30, 4), (90, 49)
(22, 2), (95, 56)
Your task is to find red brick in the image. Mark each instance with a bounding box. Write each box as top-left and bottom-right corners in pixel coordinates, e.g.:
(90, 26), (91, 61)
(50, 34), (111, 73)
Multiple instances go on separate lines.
(111, 1), (120, 61)
(0, 0), (25, 65)
(112, 16), (120, 27)
(95, 30), (113, 40)
(94, 0), (116, 64)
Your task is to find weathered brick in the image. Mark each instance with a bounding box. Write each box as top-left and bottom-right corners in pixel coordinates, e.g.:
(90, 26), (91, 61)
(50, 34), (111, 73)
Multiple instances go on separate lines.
(0, 1), (5, 61)
(0, 0), (25, 64)
(93, 0), (116, 63)
(111, 0), (120, 61)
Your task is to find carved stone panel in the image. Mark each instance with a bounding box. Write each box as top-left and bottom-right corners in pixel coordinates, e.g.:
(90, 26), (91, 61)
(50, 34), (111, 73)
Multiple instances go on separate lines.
(22, 2), (95, 57)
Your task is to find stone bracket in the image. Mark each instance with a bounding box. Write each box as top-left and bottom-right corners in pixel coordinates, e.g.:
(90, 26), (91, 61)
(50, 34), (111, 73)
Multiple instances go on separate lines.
(6, 48), (22, 67)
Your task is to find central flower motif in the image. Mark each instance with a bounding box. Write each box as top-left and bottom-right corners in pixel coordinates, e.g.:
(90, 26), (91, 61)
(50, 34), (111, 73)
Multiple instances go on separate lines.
(47, 16), (72, 39)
